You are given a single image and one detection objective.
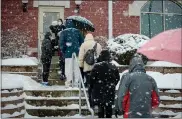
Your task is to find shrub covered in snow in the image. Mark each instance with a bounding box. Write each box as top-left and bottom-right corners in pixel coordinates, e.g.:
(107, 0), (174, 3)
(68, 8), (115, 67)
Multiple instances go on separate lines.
(107, 34), (149, 65)
(1, 28), (31, 59)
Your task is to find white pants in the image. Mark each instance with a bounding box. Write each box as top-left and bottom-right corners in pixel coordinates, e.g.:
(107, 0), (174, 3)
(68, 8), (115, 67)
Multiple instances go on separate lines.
(65, 58), (80, 87)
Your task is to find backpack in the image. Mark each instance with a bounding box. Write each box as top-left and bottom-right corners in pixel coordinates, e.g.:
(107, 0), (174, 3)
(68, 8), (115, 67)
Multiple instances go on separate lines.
(83, 43), (97, 65)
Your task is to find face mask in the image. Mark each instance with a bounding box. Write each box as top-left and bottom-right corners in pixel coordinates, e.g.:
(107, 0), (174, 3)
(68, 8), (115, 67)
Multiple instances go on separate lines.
(58, 22), (62, 25)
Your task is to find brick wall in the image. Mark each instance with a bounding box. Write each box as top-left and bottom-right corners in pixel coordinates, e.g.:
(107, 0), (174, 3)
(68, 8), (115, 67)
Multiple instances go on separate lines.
(2, 0), (38, 48)
(1, 0), (38, 57)
(112, 0), (140, 36)
(1, 0), (140, 57)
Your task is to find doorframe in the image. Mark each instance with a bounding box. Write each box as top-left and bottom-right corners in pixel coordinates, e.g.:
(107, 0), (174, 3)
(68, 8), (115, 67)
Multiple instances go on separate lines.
(38, 6), (64, 60)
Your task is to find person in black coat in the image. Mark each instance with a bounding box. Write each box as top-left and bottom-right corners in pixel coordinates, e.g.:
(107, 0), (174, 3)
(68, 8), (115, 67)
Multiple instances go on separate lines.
(90, 49), (120, 118)
(57, 19), (66, 33)
(57, 19), (66, 80)
(41, 32), (52, 85)
(49, 24), (58, 56)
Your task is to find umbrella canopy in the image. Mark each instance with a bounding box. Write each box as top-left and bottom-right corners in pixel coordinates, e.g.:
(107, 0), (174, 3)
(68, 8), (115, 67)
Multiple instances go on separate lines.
(66, 15), (95, 32)
(137, 28), (182, 65)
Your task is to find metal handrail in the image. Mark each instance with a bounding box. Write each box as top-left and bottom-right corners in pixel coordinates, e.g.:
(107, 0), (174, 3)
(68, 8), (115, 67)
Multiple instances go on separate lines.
(72, 53), (94, 118)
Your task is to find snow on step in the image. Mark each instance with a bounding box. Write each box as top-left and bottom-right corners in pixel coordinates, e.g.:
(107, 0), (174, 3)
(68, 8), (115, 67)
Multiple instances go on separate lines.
(2, 57), (38, 66)
(159, 104), (182, 108)
(160, 96), (182, 101)
(25, 96), (86, 100)
(2, 102), (25, 110)
(1, 94), (24, 102)
(164, 90), (181, 93)
(152, 110), (180, 116)
(147, 61), (182, 67)
(2, 73), (24, 89)
(1, 89), (23, 93)
(1, 109), (26, 118)
(25, 103), (88, 110)
(24, 76), (79, 91)
(173, 112), (182, 118)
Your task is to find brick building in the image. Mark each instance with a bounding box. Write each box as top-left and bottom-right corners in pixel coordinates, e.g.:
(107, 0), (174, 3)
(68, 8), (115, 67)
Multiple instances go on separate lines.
(1, 0), (182, 58)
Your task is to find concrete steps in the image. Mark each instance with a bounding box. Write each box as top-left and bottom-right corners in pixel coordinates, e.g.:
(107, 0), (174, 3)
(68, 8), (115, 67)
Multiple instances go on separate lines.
(25, 96), (86, 107)
(24, 89), (89, 117)
(153, 89), (182, 117)
(26, 108), (90, 117)
(25, 57), (182, 118)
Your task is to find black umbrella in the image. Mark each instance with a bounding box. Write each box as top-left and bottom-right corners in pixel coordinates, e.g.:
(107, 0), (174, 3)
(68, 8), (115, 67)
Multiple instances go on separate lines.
(66, 15), (95, 32)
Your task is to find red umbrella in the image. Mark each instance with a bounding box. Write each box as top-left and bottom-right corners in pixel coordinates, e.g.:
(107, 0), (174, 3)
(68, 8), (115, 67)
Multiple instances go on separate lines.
(137, 28), (182, 65)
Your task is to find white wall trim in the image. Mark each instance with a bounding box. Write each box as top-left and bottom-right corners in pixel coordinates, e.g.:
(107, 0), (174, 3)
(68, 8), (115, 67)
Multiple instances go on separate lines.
(128, 1), (147, 16)
(33, 0), (70, 8)
(108, 0), (113, 39)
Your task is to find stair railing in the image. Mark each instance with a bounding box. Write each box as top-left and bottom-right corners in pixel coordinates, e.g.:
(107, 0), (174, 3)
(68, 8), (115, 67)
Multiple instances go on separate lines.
(72, 53), (94, 118)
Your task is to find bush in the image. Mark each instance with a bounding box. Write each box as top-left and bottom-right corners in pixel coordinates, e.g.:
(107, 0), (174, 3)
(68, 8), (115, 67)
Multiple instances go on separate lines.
(107, 34), (149, 65)
(1, 29), (31, 59)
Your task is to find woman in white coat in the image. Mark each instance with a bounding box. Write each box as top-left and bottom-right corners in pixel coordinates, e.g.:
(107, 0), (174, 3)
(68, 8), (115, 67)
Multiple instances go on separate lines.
(79, 33), (102, 107)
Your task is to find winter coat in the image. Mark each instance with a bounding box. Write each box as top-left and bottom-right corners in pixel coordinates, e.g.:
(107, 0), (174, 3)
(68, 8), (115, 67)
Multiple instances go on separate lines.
(78, 33), (102, 72)
(116, 56), (160, 118)
(90, 50), (120, 106)
(59, 20), (84, 58)
(41, 32), (52, 63)
(57, 24), (66, 33)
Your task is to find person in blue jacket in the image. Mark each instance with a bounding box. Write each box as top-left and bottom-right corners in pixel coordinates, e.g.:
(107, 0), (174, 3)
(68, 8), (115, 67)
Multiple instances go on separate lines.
(59, 19), (84, 87)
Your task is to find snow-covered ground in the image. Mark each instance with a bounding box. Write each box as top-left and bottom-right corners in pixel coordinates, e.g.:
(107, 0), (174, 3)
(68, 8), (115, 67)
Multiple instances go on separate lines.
(2, 73), (24, 89)
(112, 60), (182, 67)
(1, 56), (182, 118)
(1, 73), (79, 91)
(147, 61), (182, 67)
(1, 110), (26, 118)
(2, 56), (38, 66)
(116, 71), (182, 90)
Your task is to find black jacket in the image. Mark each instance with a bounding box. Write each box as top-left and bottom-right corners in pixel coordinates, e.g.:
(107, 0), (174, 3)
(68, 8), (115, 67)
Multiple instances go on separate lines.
(41, 32), (52, 62)
(90, 50), (120, 106)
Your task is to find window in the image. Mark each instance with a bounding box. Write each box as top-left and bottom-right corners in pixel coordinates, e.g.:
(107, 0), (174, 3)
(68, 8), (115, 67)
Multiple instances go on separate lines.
(140, 0), (182, 38)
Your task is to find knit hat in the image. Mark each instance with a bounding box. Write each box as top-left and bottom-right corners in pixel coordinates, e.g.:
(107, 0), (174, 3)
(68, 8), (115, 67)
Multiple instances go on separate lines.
(52, 21), (58, 26)
(99, 49), (111, 61)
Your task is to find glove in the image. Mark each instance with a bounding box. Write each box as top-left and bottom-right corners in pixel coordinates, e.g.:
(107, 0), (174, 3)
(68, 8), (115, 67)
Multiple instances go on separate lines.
(115, 109), (125, 118)
(54, 46), (59, 49)
(79, 67), (84, 79)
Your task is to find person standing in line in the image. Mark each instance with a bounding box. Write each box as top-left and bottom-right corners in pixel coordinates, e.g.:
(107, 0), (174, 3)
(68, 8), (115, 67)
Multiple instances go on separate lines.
(57, 18), (66, 34)
(115, 56), (160, 118)
(59, 19), (84, 87)
(56, 19), (66, 80)
(41, 31), (53, 86)
(78, 33), (102, 107)
(90, 49), (120, 118)
(49, 21), (59, 56)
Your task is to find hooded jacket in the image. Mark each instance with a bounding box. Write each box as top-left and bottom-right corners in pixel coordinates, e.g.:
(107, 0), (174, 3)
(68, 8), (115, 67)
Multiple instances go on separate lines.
(116, 56), (160, 118)
(78, 33), (102, 72)
(41, 32), (52, 62)
(59, 20), (84, 58)
(90, 50), (120, 106)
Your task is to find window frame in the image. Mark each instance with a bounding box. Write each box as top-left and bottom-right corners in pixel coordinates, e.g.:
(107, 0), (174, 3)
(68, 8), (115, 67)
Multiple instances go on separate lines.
(140, 0), (182, 37)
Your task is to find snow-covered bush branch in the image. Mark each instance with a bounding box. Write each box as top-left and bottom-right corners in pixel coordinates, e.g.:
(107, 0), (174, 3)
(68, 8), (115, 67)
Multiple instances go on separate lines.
(107, 34), (149, 65)
(1, 28), (31, 59)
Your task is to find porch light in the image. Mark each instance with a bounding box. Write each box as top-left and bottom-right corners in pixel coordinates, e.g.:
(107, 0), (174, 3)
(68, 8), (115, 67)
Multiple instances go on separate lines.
(22, 0), (28, 12)
(74, 0), (82, 14)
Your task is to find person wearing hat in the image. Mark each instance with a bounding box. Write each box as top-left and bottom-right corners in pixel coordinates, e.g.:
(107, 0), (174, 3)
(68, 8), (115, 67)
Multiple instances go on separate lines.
(89, 49), (120, 118)
(41, 32), (53, 86)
